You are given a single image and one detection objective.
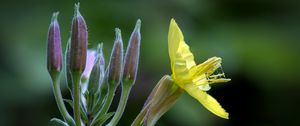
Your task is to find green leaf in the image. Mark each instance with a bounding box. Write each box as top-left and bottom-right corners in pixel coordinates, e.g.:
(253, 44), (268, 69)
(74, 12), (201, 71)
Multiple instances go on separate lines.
(64, 99), (73, 108)
(64, 99), (89, 123)
(80, 100), (89, 123)
(92, 112), (115, 126)
(92, 92), (106, 115)
(51, 118), (69, 126)
(86, 91), (94, 114)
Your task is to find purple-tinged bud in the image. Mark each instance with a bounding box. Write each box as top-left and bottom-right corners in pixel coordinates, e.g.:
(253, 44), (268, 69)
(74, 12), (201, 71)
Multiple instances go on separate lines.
(69, 4), (88, 74)
(123, 19), (141, 85)
(107, 28), (124, 87)
(88, 43), (105, 94)
(47, 12), (63, 76)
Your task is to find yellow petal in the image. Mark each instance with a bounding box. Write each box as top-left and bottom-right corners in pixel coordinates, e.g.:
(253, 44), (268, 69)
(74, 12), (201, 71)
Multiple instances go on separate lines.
(168, 19), (196, 81)
(176, 40), (196, 70)
(184, 84), (229, 119)
(168, 19), (183, 64)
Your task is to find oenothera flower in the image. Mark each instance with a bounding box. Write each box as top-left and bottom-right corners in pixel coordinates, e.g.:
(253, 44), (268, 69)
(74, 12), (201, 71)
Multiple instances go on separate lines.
(168, 19), (231, 119)
(82, 50), (97, 80)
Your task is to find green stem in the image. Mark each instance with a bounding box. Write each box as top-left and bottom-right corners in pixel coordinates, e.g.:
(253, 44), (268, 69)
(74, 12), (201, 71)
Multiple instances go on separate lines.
(90, 84), (116, 126)
(101, 86), (116, 114)
(107, 84), (132, 126)
(51, 72), (75, 126)
(72, 72), (82, 126)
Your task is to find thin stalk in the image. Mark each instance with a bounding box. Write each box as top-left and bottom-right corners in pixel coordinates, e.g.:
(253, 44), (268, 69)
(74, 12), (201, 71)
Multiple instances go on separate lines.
(100, 86), (116, 115)
(86, 94), (94, 126)
(90, 84), (116, 126)
(51, 72), (75, 126)
(72, 72), (82, 126)
(107, 84), (132, 126)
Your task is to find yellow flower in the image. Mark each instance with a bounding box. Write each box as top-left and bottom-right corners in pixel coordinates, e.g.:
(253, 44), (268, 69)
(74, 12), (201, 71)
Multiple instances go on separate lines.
(168, 19), (231, 119)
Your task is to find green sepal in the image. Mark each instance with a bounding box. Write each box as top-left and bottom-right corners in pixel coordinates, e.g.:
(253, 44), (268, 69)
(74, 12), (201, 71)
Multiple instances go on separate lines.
(122, 78), (134, 88)
(131, 75), (183, 126)
(131, 82), (160, 126)
(64, 38), (72, 92)
(84, 90), (93, 114)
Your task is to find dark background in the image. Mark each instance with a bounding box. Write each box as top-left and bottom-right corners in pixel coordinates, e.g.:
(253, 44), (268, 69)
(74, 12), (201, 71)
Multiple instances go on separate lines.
(0, 0), (300, 126)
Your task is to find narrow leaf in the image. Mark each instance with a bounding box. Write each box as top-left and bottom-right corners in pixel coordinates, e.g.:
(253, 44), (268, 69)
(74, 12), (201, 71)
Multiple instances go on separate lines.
(64, 99), (88, 123)
(64, 99), (73, 108)
(92, 91), (106, 115)
(93, 112), (115, 126)
(51, 118), (69, 126)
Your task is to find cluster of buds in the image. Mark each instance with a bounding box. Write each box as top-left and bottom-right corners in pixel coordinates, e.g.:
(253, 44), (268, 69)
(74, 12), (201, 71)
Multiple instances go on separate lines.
(47, 3), (141, 126)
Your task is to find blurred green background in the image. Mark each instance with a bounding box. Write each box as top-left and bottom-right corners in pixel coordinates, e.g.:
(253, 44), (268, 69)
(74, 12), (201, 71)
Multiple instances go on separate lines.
(1, 0), (300, 126)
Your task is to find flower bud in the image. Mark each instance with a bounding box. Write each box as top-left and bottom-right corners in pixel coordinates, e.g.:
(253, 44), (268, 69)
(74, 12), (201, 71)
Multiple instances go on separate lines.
(88, 43), (105, 94)
(47, 12), (63, 76)
(123, 19), (141, 85)
(69, 4), (88, 74)
(107, 28), (124, 87)
(65, 39), (72, 90)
